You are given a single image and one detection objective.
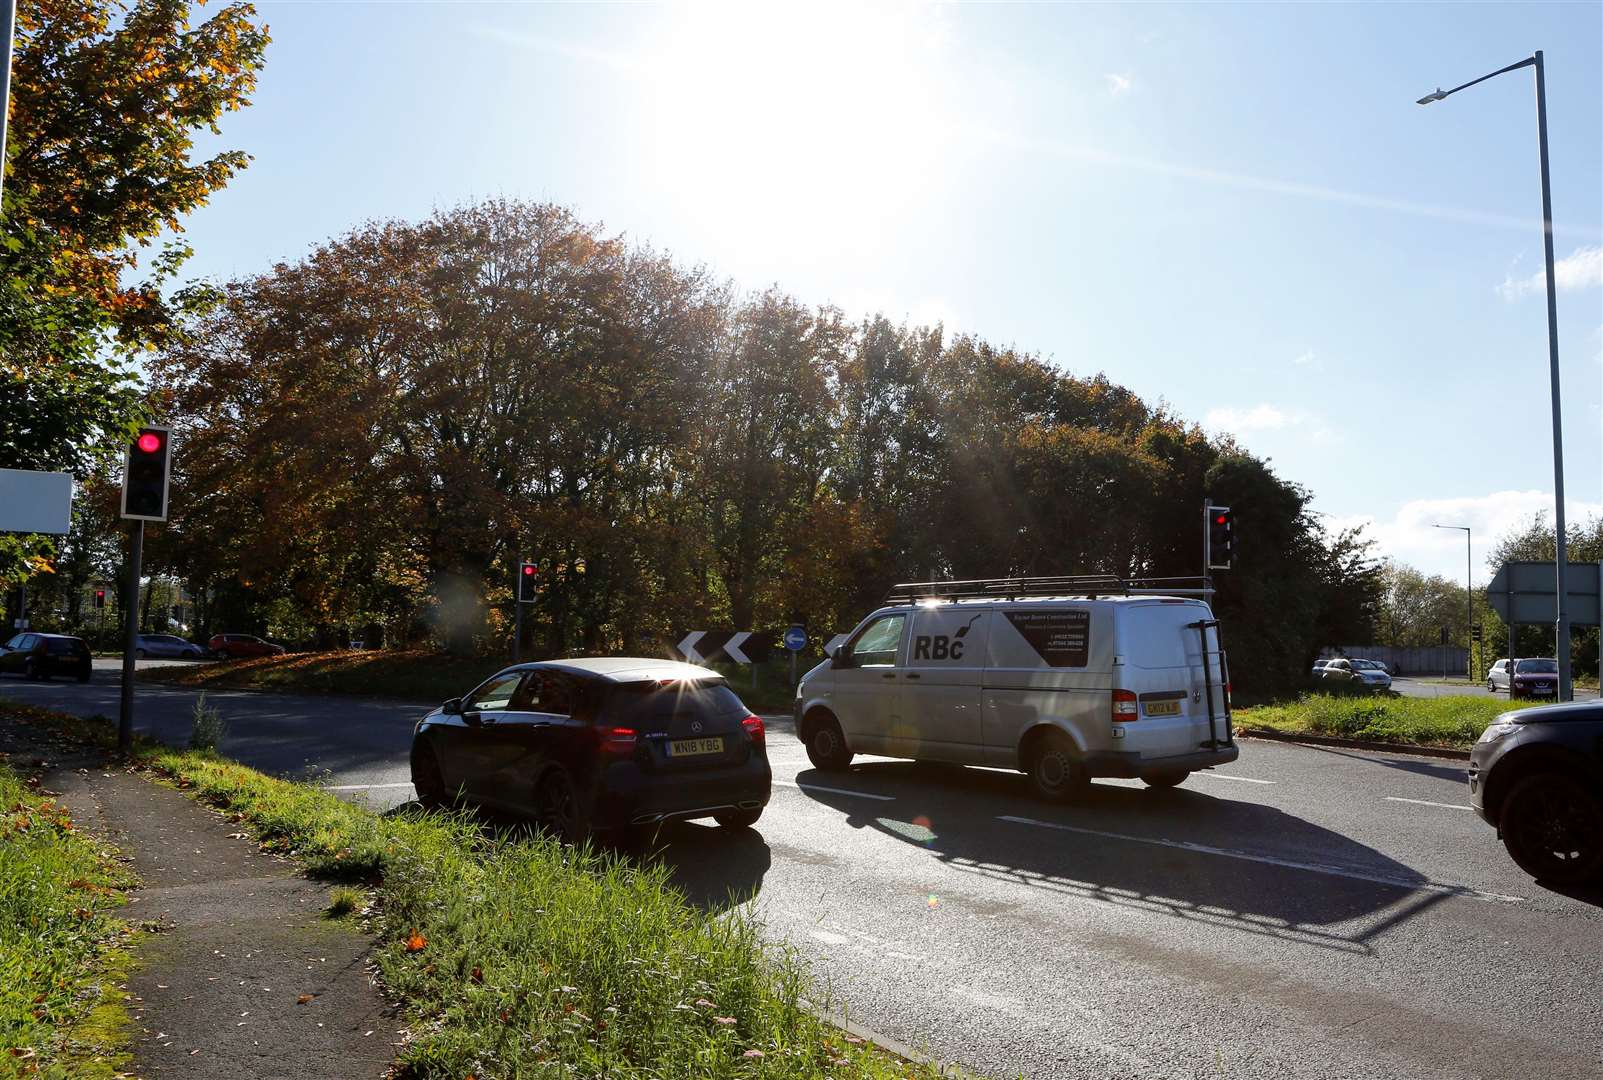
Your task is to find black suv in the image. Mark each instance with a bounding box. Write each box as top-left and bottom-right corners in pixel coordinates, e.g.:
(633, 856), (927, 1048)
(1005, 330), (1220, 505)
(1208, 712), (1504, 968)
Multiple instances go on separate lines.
(0, 633), (92, 682)
(410, 657), (771, 841)
(1469, 701), (1603, 883)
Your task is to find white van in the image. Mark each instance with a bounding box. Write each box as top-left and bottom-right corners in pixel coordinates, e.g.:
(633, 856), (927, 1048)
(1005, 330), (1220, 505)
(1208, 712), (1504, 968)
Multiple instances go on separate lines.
(794, 576), (1239, 800)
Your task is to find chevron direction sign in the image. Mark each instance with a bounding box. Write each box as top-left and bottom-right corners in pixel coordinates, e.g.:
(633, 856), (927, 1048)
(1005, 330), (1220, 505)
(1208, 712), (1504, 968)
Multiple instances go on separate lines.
(675, 631), (774, 665)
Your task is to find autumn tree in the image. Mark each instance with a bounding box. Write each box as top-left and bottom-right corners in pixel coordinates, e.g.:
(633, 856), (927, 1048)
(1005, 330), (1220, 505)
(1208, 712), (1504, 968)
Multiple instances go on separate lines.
(0, 0), (268, 591)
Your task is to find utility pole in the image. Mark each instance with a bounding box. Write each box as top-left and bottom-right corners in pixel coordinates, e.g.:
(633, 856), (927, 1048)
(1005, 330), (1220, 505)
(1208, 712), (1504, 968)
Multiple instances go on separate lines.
(118, 522), (142, 756)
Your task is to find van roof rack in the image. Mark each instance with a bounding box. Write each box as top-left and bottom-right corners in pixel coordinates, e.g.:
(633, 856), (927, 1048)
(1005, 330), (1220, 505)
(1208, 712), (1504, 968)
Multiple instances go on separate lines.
(882, 575), (1215, 604)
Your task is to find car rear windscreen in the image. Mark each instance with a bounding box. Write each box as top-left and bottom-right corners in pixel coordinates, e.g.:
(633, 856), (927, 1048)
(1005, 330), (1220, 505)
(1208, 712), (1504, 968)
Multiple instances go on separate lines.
(1515, 660), (1558, 674)
(47, 639), (85, 655)
(603, 681), (747, 732)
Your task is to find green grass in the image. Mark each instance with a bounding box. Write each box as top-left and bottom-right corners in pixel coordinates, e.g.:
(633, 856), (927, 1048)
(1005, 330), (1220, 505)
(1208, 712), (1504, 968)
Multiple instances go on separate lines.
(324, 885), (365, 919)
(1235, 693), (1524, 751)
(0, 755), (135, 1078)
(1, 701), (937, 1080)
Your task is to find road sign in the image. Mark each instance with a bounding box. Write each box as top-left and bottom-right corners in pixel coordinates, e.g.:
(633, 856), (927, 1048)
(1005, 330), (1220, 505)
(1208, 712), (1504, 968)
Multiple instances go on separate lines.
(723, 631), (753, 664)
(1486, 561), (1602, 626)
(0, 469), (72, 534)
(783, 625), (807, 651)
(677, 631), (706, 664)
(675, 630), (773, 665)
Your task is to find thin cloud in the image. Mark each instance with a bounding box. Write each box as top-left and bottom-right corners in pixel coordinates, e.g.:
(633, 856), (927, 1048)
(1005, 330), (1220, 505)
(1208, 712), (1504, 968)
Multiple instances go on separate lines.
(1104, 73), (1133, 97)
(1497, 245), (1603, 301)
(1292, 350), (1318, 369)
(1205, 404), (1291, 431)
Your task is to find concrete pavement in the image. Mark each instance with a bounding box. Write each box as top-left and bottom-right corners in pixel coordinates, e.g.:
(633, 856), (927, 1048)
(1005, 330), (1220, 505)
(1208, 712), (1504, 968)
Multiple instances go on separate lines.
(3, 676), (1600, 1079)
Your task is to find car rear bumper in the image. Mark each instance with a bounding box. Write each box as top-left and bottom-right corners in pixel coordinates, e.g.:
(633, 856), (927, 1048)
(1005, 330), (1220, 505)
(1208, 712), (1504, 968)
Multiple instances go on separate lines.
(594, 757), (772, 827)
(1082, 744), (1241, 779)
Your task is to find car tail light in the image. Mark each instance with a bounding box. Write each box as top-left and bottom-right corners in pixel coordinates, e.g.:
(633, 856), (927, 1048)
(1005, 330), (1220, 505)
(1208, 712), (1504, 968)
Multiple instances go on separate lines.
(599, 726), (638, 755)
(741, 715), (765, 746)
(1112, 689), (1138, 722)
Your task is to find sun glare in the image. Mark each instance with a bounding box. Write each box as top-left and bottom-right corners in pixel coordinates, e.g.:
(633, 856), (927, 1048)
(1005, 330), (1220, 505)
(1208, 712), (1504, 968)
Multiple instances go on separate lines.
(639, 1), (956, 260)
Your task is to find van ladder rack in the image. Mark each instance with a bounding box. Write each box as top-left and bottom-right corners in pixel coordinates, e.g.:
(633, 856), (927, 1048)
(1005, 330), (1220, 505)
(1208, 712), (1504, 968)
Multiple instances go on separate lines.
(883, 575), (1216, 604)
(1187, 618), (1234, 750)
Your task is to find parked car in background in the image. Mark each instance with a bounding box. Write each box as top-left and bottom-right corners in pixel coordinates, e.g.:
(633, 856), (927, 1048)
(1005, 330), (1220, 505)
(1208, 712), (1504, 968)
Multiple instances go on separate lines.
(1510, 658), (1559, 700)
(1349, 659), (1392, 691)
(1311, 659), (1332, 678)
(1469, 700), (1603, 883)
(208, 633), (286, 660)
(410, 658), (771, 841)
(134, 633), (206, 659)
(1487, 658), (1511, 692)
(0, 633), (91, 682)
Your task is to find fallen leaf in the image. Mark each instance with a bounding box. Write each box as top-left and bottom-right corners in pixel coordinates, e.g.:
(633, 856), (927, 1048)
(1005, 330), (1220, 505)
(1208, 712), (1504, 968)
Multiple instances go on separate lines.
(405, 931), (426, 953)
(296, 994), (313, 1005)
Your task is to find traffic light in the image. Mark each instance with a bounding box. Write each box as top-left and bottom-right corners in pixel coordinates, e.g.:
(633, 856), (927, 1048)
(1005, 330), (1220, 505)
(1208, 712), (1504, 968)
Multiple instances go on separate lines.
(1207, 505), (1234, 570)
(94, 589), (106, 609)
(1471, 624), (1483, 643)
(518, 561), (540, 603)
(121, 425), (172, 521)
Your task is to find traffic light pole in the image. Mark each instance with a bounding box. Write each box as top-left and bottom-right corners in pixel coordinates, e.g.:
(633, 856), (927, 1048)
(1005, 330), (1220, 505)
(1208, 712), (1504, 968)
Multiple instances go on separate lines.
(118, 520), (143, 756)
(512, 557), (524, 663)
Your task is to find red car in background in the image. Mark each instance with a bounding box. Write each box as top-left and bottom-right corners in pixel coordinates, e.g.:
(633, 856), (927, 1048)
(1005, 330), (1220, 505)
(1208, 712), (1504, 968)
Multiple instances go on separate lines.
(209, 633), (286, 660)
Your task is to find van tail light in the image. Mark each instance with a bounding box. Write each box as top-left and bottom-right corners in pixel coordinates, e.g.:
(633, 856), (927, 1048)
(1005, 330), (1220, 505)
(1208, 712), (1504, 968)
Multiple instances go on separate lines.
(741, 715), (766, 747)
(1112, 689), (1139, 722)
(599, 726), (638, 755)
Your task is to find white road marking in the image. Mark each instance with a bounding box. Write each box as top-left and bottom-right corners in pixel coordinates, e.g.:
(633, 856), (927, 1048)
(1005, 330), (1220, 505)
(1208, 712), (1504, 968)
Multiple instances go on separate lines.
(1194, 771), (1276, 785)
(997, 815), (1521, 903)
(774, 779), (895, 801)
(322, 782), (415, 791)
(1384, 796), (1472, 811)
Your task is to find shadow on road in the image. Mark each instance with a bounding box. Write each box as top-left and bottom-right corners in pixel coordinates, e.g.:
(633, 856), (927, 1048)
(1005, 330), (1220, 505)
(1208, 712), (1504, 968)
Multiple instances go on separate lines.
(797, 761), (1455, 955)
(1306, 745), (1468, 784)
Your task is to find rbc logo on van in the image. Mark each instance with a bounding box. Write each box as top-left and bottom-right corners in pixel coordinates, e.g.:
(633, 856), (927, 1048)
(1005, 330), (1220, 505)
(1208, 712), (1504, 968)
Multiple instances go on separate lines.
(913, 635), (964, 661)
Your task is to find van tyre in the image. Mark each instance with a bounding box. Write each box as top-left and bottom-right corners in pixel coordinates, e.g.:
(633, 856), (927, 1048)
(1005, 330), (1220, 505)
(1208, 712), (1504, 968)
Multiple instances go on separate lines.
(1143, 770), (1189, 790)
(1498, 772), (1603, 884)
(1028, 734), (1088, 803)
(805, 715), (853, 771)
(714, 807), (763, 829)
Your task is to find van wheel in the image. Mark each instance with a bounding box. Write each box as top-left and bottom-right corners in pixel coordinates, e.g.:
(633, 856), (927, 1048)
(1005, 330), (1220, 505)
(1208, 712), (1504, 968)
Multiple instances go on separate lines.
(1143, 770), (1189, 790)
(1027, 734), (1088, 803)
(805, 715), (853, 771)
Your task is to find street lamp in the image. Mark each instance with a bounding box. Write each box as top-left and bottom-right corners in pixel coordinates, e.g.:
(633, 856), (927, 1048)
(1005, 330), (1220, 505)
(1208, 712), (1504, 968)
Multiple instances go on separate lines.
(1418, 51), (1572, 701)
(1433, 524), (1472, 680)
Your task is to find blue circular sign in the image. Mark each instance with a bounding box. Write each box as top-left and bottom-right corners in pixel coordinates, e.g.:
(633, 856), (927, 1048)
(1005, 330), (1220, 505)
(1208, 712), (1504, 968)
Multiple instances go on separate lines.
(783, 626), (808, 651)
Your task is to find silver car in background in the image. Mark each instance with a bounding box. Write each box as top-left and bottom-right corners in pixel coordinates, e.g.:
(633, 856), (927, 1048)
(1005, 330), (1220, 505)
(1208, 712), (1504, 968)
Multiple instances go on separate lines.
(133, 633), (206, 659)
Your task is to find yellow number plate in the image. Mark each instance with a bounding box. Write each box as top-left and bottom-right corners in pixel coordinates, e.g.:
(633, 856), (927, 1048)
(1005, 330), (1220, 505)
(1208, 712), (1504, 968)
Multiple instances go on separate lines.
(1144, 700), (1181, 717)
(668, 737), (724, 757)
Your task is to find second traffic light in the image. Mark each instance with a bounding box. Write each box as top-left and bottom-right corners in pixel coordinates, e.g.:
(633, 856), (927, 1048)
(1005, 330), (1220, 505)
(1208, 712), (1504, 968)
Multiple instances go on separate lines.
(1207, 505), (1234, 570)
(94, 589), (106, 609)
(518, 561), (540, 603)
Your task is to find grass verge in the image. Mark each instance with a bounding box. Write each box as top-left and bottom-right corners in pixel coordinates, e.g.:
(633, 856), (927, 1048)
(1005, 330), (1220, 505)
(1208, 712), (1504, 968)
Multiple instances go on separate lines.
(0, 748), (135, 1078)
(0, 700), (940, 1079)
(1235, 693), (1524, 751)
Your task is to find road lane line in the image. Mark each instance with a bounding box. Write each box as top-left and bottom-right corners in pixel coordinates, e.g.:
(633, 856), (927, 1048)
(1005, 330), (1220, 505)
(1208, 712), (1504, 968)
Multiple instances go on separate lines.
(996, 815), (1521, 903)
(1193, 772), (1276, 785)
(1384, 796), (1472, 811)
(774, 779), (895, 801)
(323, 782), (415, 791)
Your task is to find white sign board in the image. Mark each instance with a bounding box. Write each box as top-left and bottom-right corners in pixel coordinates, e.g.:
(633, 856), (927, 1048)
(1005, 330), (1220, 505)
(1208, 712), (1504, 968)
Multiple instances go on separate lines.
(0, 469), (74, 535)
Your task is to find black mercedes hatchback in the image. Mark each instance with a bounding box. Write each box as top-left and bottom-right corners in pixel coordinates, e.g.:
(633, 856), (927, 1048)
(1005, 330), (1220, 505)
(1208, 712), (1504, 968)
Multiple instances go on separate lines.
(409, 657), (771, 841)
(0, 633), (91, 682)
(1469, 700), (1603, 883)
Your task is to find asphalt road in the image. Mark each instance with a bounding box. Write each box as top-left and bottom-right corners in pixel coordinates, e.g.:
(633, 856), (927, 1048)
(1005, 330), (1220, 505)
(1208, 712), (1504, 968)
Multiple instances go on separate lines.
(4, 675), (1601, 1080)
(1390, 675), (1598, 701)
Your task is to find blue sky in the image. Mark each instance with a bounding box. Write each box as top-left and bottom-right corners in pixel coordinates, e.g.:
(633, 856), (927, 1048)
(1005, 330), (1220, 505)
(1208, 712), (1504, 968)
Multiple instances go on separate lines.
(176, 1), (1603, 582)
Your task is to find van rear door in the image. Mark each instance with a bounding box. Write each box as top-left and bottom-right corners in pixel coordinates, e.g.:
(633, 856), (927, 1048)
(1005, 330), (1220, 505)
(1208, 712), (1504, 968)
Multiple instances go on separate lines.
(1117, 601), (1225, 759)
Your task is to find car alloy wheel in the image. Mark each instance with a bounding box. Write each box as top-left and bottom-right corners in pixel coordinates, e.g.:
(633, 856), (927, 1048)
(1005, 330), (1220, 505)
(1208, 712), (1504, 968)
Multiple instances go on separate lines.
(411, 744), (448, 809)
(1029, 733), (1088, 803)
(1499, 772), (1603, 884)
(805, 715), (852, 771)
(535, 769), (589, 844)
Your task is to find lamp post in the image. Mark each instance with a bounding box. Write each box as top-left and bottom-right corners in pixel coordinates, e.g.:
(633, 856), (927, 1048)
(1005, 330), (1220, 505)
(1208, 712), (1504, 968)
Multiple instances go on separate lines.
(1418, 51), (1571, 701)
(1434, 524), (1473, 680)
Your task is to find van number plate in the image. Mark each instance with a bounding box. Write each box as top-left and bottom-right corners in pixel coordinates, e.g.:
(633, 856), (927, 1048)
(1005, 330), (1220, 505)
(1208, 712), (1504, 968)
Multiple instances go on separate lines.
(1144, 701), (1181, 717)
(668, 737), (724, 757)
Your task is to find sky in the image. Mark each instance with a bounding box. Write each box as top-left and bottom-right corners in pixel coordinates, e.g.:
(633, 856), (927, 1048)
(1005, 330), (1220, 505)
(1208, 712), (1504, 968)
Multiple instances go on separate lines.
(173, 0), (1603, 584)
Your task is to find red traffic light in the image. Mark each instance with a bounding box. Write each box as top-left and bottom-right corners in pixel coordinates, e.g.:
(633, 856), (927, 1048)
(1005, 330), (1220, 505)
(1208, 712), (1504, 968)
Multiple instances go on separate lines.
(137, 432), (163, 453)
(95, 589), (104, 598)
(522, 564), (537, 576)
(1215, 514), (1227, 525)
